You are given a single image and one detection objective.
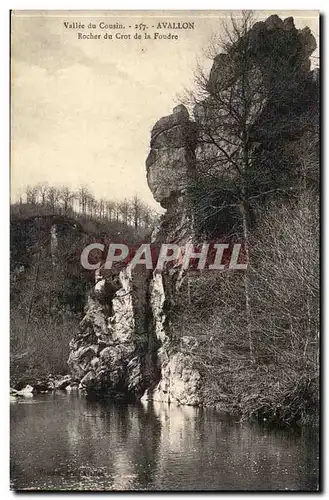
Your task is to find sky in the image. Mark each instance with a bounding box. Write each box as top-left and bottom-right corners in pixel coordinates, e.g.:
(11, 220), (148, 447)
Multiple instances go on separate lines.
(11, 10), (319, 210)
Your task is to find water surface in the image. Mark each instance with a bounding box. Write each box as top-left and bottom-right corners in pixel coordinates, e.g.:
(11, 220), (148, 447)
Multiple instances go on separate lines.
(10, 392), (319, 491)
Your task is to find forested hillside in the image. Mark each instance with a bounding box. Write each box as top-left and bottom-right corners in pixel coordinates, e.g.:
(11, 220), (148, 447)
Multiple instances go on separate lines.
(10, 187), (159, 386)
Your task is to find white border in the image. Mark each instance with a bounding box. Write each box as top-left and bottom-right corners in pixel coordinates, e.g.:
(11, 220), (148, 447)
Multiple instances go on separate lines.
(3, 1), (325, 499)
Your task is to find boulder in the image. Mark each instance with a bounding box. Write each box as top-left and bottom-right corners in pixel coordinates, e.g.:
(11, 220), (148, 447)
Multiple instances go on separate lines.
(54, 374), (72, 390)
(79, 371), (96, 390)
(142, 353), (202, 406)
(16, 385), (34, 398)
(65, 383), (79, 392)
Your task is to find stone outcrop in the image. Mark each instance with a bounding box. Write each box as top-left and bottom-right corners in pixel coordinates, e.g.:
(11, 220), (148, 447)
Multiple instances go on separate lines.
(208, 16), (316, 95)
(142, 353), (202, 406)
(146, 104), (197, 208)
(68, 265), (148, 397)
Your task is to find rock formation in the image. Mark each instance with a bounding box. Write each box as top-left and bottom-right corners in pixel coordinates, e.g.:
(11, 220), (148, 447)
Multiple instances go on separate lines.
(68, 264), (148, 397)
(146, 104), (197, 208)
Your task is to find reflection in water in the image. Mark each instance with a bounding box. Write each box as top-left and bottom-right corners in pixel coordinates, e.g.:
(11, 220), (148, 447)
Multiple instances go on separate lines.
(10, 392), (319, 491)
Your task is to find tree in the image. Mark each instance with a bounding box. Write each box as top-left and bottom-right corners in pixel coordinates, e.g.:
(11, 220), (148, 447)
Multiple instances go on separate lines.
(131, 195), (143, 229)
(36, 183), (49, 205)
(86, 193), (96, 218)
(119, 199), (130, 225)
(98, 198), (106, 219)
(105, 200), (115, 221)
(59, 186), (74, 215)
(25, 185), (38, 205)
(186, 11), (272, 360)
(46, 186), (60, 212)
(249, 191), (319, 365)
(77, 185), (92, 215)
(183, 10), (319, 360)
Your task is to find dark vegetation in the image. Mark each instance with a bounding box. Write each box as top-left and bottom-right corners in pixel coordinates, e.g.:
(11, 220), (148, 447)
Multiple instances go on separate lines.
(169, 12), (320, 425)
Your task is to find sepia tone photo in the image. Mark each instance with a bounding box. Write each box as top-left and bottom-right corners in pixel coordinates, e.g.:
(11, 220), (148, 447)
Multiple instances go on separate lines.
(10, 9), (320, 491)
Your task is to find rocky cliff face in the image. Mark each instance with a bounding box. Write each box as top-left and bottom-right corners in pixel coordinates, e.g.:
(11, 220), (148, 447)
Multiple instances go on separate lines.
(68, 253), (202, 404)
(68, 264), (151, 398)
(67, 15), (318, 406)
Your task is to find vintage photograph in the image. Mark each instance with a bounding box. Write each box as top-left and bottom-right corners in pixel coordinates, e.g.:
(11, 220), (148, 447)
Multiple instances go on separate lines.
(10, 10), (319, 491)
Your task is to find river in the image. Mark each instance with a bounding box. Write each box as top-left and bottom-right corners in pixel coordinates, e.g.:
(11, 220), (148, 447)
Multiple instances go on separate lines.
(10, 392), (319, 491)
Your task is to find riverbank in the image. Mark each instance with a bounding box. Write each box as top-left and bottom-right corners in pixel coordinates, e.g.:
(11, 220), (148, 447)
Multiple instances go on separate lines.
(10, 360), (319, 429)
